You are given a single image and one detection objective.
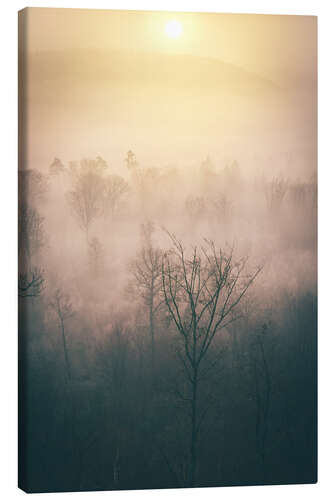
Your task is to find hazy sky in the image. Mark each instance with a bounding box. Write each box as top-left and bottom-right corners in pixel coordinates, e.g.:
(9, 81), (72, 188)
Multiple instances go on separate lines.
(26, 8), (316, 81)
(20, 8), (317, 175)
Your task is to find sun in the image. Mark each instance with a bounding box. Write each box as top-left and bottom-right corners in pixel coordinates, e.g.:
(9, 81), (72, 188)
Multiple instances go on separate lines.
(164, 20), (183, 39)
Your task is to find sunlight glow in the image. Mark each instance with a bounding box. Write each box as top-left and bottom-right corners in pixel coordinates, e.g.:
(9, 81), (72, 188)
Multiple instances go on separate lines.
(164, 20), (183, 39)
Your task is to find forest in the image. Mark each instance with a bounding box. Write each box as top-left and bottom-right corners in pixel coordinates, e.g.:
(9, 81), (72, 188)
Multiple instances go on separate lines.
(18, 151), (317, 492)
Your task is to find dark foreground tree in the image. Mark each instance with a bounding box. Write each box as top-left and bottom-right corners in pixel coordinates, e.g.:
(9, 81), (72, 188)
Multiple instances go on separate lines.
(161, 233), (261, 487)
(48, 289), (85, 486)
(18, 267), (45, 298)
(18, 203), (46, 300)
(18, 204), (45, 260)
(129, 221), (164, 371)
(49, 288), (75, 380)
(250, 322), (272, 480)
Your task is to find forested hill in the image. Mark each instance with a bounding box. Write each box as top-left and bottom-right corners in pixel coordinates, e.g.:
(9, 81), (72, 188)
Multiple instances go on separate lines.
(28, 48), (279, 95)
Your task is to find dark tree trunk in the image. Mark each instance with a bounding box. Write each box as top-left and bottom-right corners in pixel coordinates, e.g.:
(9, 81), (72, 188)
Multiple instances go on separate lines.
(149, 288), (155, 374)
(60, 317), (71, 380)
(189, 368), (198, 487)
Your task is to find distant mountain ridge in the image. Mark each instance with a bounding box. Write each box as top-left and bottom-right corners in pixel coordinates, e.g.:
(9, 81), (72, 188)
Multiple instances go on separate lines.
(29, 48), (280, 96)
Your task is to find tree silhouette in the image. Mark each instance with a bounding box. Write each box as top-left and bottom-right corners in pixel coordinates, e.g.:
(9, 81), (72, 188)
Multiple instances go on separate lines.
(210, 192), (232, 221)
(129, 221), (164, 370)
(49, 288), (75, 380)
(103, 174), (129, 219)
(250, 323), (272, 480)
(125, 150), (138, 171)
(18, 204), (45, 260)
(67, 159), (105, 242)
(161, 233), (262, 487)
(18, 267), (45, 298)
(265, 176), (289, 213)
(18, 168), (48, 206)
(49, 157), (65, 176)
(88, 237), (104, 276)
(185, 195), (206, 219)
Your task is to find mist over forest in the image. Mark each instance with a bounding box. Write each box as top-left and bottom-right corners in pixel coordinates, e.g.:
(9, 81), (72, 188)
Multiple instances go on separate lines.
(24, 47), (316, 177)
(19, 145), (317, 491)
(19, 9), (317, 493)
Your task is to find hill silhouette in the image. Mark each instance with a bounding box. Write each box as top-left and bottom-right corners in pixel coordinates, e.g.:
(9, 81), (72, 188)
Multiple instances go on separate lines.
(29, 48), (279, 96)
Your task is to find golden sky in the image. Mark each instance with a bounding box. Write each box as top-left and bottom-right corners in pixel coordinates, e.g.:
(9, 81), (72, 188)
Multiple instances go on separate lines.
(20, 8), (317, 176)
(25, 8), (316, 84)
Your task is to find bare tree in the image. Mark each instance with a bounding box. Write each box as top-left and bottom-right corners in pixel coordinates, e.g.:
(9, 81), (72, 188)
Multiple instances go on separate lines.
(124, 150), (162, 211)
(18, 204), (45, 259)
(97, 319), (131, 487)
(88, 236), (104, 276)
(133, 168), (159, 212)
(288, 179), (317, 212)
(200, 156), (214, 176)
(185, 195), (206, 219)
(309, 171), (317, 209)
(161, 233), (261, 486)
(222, 160), (240, 185)
(18, 168), (49, 206)
(48, 288), (86, 486)
(199, 156), (216, 192)
(210, 193), (232, 221)
(95, 155), (108, 172)
(125, 150), (138, 171)
(49, 157), (65, 176)
(66, 159), (105, 242)
(129, 222), (164, 369)
(103, 174), (129, 219)
(18, 267), (45, 298)
(18, 202), (46, 302)
(265, 176), (289, 213)
(49, 288), (75, 380)
(288, 182), (307, 207)
(250, 323), (272, 480)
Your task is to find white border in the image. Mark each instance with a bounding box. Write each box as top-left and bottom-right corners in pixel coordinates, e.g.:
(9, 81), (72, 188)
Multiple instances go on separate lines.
(1, 1), (332, 499)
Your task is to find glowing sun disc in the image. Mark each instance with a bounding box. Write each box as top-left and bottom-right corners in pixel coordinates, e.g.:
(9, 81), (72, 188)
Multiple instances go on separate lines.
(165, 20), (183, 38)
